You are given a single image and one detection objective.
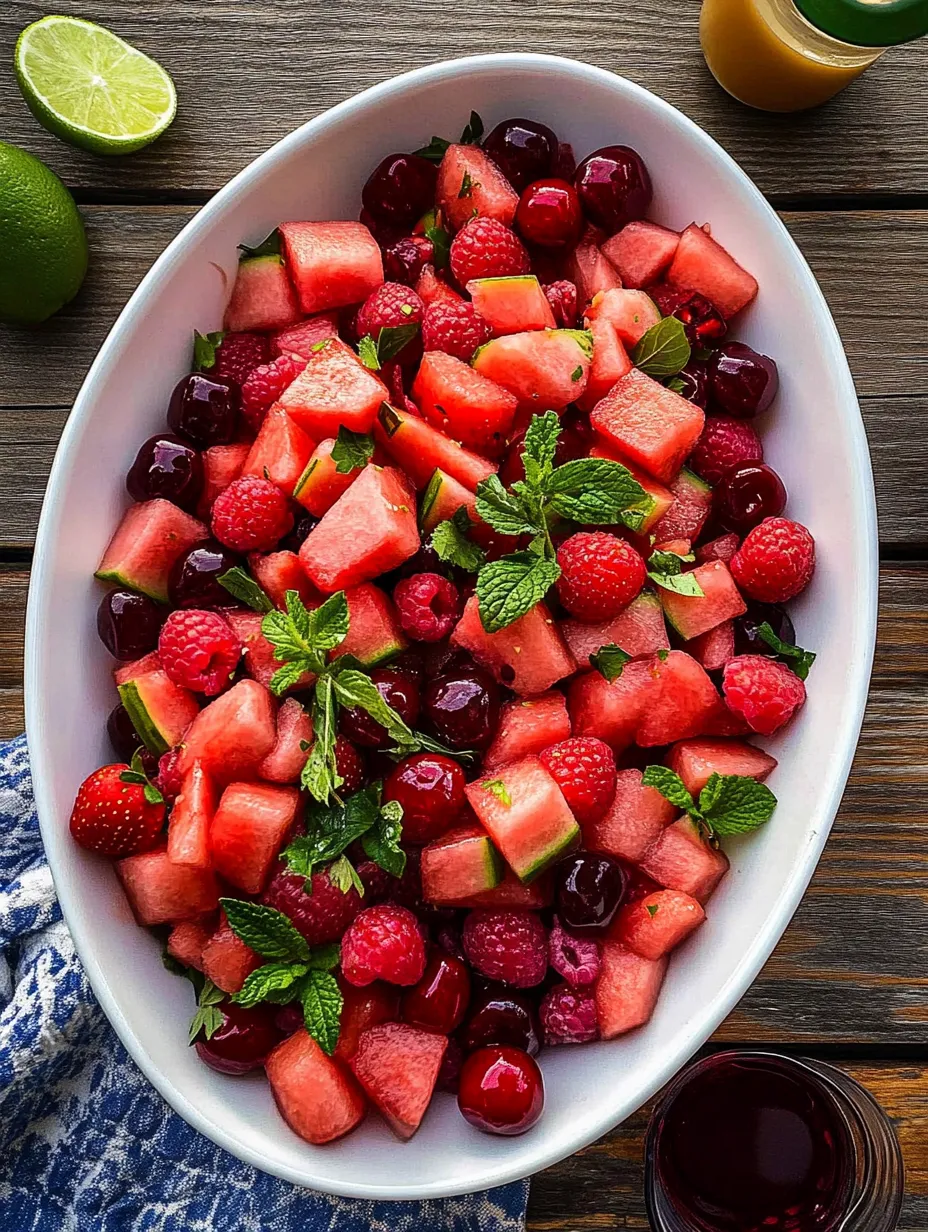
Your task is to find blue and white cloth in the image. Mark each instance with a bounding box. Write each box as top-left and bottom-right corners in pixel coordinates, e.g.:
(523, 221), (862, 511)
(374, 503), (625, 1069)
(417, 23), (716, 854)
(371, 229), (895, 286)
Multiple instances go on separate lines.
(0, 734), (529, 1230)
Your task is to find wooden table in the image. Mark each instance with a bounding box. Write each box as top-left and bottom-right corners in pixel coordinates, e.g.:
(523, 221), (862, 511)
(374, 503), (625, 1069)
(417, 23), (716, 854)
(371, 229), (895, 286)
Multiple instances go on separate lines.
(2, 1), (927, 1224)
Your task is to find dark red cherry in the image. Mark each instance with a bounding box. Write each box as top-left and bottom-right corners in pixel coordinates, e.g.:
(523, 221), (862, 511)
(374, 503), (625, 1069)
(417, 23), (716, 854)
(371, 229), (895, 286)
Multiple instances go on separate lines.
(437, 1038), (464, 1093)
(167, 540), (242, 609)
(402, 952), (471, 1034)
(383, 752), (466, 843)
(362, 153), (438, 227)
(126, 434), (203, 512)
(382, 235), (434, 286)
(574, 145), (652, 231)
(463, 983), (541, 1056)
(714, 462), (787, 534)
(97, 589), (163, 660)
(707, 342), (779, 418)
(675, 360), (710, 408)
(339, 667), (421, 748)
(649, 283), (728, 348)
(194, 1003), (284, 1075)
(278, 511), (319, 554)
(555, 852), (627, 933)
(483, 118), (558, 192)
(167, 373), (240, 447)
(106, 704), (157, 771)
(734, 600), (797, 657)
(458, 1045), (544, 1135)
(423, 668), (500, 750)
(515, 178), (583, 250)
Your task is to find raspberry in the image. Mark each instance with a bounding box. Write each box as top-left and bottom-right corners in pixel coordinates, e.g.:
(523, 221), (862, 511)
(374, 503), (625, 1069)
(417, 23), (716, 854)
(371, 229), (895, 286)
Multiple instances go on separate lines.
(555, 531), (647, 621)
(543, 280), (579, 328)
(539, 983), (598, 1046)
(548, 916), (602, 987)
(262, 865), (362, 946)
(540, 737), (617, 825)
(211, 475), (294, 552)
(356, 282), (424, 339)
(393, 573), (460, 642)
(240, 354), (305, 431)
(210, 332), (270, 387)
(158, 609), (241, 696)
(730, 517), (815, 603)
(722, 654), (807, 735)
(449, 217), (531, 286)
(334, 736), (365, 795)
(421, 300), (492, 361)
(689, 416), (763, 485)
(462, 909), (548, 988)
(340, 904), (427, 987)
(156, 747), (184, 803)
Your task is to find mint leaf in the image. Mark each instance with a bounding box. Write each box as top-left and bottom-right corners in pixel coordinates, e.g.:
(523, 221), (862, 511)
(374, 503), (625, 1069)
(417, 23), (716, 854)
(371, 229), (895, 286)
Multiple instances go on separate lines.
(238, 229), (280, 258)
(220, 898), (311, 962)
(193, 330), (224, 371)
(590, 643), (631, 683)
(458, 170), (475, 199)
(405, 730), (477, 763)
(232, 961), (310, 1008)
(302, 674), (340, 803)
(475, 475), (541, 538)
(328, 853), (365, 895)
(263, 589), (323, 682)
(357, 335), (380, 370)
(430, 507), (486, 573)
(284, 784), (382, 882)
(646, 903), (659, 918)
(476, 551), (561, 633)
(362, 799), (406, 878)
(119, 748), (164, 806)
(331, 426), (375, 475)
(188, 978), (225, 1044)
(647, 550), (704, 597)
(218, 566), (274, 613)
(377, 323), (419, 362)
(481, 779), (512, 807)
(571, 365), (583, 381)
(547, 457), (651, 526)
(460, 110), (484, 144)
(412, 135), (451, 163)
(425, 221), (451, 270)
(666, 375), (686, 395)
(523, 411), (561, 479)
(332, 669), (417, 751)
(648, 549), (693, 574)
(307, 942), (341, 971)
(307, 591), (351, 653)
(641, 766), (698, 814)
(756, 623), (816, 681)
(698, 773), (777, 836)
(633, 315), (691, 378)
(300, 969), (343, 1056)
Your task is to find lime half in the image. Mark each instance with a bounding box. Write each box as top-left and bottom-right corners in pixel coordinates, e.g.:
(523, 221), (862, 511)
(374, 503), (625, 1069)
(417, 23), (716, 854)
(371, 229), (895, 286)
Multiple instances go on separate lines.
(15, 16), (176, 156)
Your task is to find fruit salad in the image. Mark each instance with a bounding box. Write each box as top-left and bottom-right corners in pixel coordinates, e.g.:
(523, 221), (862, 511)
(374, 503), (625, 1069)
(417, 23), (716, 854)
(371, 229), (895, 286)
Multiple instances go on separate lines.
(72, 111), (817, 1146)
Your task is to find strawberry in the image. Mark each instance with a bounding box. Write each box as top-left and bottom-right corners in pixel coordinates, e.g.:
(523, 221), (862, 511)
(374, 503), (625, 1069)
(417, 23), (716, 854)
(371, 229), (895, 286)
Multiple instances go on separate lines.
(69, 761), (166, 858)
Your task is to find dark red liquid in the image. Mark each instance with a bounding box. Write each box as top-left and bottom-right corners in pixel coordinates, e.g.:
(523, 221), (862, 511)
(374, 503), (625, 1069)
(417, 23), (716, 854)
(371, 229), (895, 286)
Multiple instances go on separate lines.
(653, 1056), (848, 1231)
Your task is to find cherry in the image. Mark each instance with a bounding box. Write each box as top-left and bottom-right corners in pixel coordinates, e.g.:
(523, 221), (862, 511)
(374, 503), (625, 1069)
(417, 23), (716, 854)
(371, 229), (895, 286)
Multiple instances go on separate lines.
(167, 373), (240, 447)
(463, 983), (541, 1056)
(384, 752), (466, 843)
(555, 852), (627, 933)
(458, 1045), (544, 1135)
(278, 510), (319, 554)
(714, 462), (787, 534)
(649, 283), (728, 348)
(402, 952), (471, 1034)
(126, 434), (203, 512)
(707, 342), (779, 418)
(574, 145), (651, 232)
(734, 600), (796, 657)
(382, 235), (434, 286)
(96, 589), (163, 660)
(423, 668), (500, 750)
(515, 178), (583, 250)
(168, 540), (242, 609)
(339, 667), (421, 748)
(675, 360), (710, 409)
(106, 703), (156, 771)
(423, 644), (481, 680)
(437, 1038), (465, 1093)
(194, 1003), (284, 1075)
(482, 118), (558, 192)
(362, 153), (438, 227)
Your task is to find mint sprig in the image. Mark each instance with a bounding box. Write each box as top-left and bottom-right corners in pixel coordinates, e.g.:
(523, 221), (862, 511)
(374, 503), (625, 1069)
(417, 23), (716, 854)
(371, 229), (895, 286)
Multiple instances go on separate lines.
(119, 748), (164, 806)
(188, 979), (224, 1044)
(218, 565), (274, 613)
(647, 549), (704, 597)
(331, 426), (375, 475)
(590, 643), (631, 683)
(412, 135), (451, 163)
(476, 551), (561, 634)
(430, 506), (486, 573)
(220, 898), (311, 961)
(193, 330), (225, 371)
(282, 784), (401, 886)
(459, 110), (484, 144)
(632, 315), (691, 378)
(756, 623), (816, 681)
(361, 799), (406, 878)
(230, 938), (343, 1055)
(357, 323), (420, 370)
(641, 766), (777, 840)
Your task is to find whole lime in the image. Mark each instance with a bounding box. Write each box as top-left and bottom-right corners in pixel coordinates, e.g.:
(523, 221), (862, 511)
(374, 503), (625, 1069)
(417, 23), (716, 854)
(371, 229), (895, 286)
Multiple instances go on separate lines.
(0, 141), (88, 327)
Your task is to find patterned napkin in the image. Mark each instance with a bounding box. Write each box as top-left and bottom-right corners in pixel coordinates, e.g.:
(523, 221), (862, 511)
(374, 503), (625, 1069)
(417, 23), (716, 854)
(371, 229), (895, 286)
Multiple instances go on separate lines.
(0, 734), (529, 1230)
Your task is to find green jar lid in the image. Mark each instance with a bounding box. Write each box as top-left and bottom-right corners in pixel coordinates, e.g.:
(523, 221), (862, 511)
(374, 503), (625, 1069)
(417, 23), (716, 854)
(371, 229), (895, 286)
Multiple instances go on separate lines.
(795, 0), (928, 45)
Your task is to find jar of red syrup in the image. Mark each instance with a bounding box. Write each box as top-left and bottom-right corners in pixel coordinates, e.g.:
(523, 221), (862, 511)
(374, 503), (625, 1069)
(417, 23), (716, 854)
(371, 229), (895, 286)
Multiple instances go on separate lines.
(645, 1051), (904, 1232)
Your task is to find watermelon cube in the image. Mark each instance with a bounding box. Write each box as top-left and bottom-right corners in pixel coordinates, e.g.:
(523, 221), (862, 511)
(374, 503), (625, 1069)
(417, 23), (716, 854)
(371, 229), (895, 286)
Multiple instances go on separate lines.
(687, 620), (735, 673)
(567, 658), (656, 752)
(659, 560), (747, 640)
(613, 889), (706, 960)
(595, 940), (667, 1039)
(197, 443), (250, 519)
(167, 760), (216, 869)
(636, 650), (721, 746)
(419, 468), (516, 559)
(299, 464), (419, 593)
(242, 406), (314, 496)
(437, 144), (519, 231)
(560, 591), (669, 667)
(166, 918), (213, 971)
(466, 275), (556, 335)
(374, 403), (497, 492)
(224, 255), (301, 333)
(600, 221), (680, 290)
(115, 652), (200, 757)
(271, 311), (339, 360)
(566, 229), (622, 305)
(278, 337), (388, 440)
(483, 691), (571, 772)
(96, 499), (208, 603)
(640, 815), (730, 902)
(695, 533), (740, 564)
(591, 368), (705, 484)
(335, 981), (402, 1062)
(412, 351), (519, 456)
(665, 737), (777, 797)
(585, 767), (676, 863)
(452, 596), (576, 696)
(576, 317), (633, 412)
(257, 696), (314, 784)
(331, 583), (407, 667)
(589, 442), (674, 533)
(452, 867), (554, 910)
(293, 437), (363, 517)
(420, 825), (504, 903)
(415, 263), (463, 306)
(116, 848), (220, 925)
(177, 678), (277, 782)
(248, 549), (322, 611)
(224, 610), (314, 693)
(210, 781), (300, 894)
(201, 919), (261, 994)
(279, 220), (384, 314)
(472, 329), (591, 410)
(667, 223), (758, 320)
(465, 755), (580, 882)
(586, 287), (661, 349)
(650, 468), (713, 545)
(267, 1029), (367, 1144)
(349, 1022), (447, 1140)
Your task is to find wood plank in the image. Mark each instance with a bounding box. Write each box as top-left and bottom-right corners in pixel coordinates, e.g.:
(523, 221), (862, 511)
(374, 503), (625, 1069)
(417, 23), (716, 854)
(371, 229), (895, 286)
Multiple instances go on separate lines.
(2, 1), (927, 195)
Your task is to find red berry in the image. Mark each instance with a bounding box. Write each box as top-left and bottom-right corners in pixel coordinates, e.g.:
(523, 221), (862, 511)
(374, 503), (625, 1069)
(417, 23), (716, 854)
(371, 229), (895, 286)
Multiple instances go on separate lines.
(334, 736), (365, 795)
(339, 667), (420, 749)
(715, 462), (787, 535)
(157, 608), (241, 696)
(515, 178), (583, 250)
(539, 983), (598, 1046)
(211, 475), (294, 553)
(240, 354), (305, 432)
(689, 415), (763, 486)
(543, 280), (579, 328)
(556, 531), (647, 621)
(648, 283), (727, 348)
(194, 1002), (283, 1074)
(730, 516), (815, 603)
(261, 864), (362, 946)
(540, 736), (616, 826)
(548, 916), (602, 987)
(69, 763), (165, 858)
(356, 282), (424, 341)
(458, 1045), (544, 1135)
(437, 1037), (464, 1093)
(402, 951), (471, 1034)
(449, 216), (530, 287)
(393, 572), (460, 643)
(722, 654), (807, 735)
(383, 236), (434, 286)
(210, 332), (270, 387)
(462, 909), (548, 988)
(421, 300), (493, 362)
(156, 747), (184, 803)
(383, 752), (466, 843)
(340, 904), (427, 987)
